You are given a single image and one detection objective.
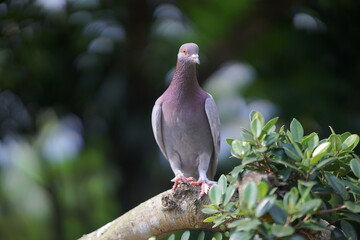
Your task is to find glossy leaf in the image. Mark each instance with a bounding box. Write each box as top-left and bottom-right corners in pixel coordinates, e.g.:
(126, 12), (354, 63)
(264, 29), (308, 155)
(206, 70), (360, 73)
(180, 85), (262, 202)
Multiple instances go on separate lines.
(257, 182), (268, 199)
(343, 134), (359, 151)
(181, 231), (190, 240)
(223, 185), (236, 206)
(306, 133), (319, 151)
(255, 196), (276, 217)
(251, 118), (262, 138)
(345, 201), (360, 213)
(298, 199), (322, 215)
(325, 173), (349, 200)
(271, 224), (295, 237)
(312, 142), (330, 157)
(269, 205), (287, 224)
(329, 134), (342, 152)
(202, 208), (219, 214)
(203, 215), (218, 223)
(300, 222), (327, 231)
(218, 174), (227, 195)
(243, 182), (257, 209)
(227, 218), (260, 231)
(212, 232), (223, 240)
(263, 117), (279, 133)
(341, 220), (357, 240)
(226, 138), (234, 146)
(282, 143), (302, 161)
(197, 231), (205, 240)
(350, 158), (360, 178)
(209, 184), (222, 205)
(290, 118), (304, 142)
(229, 231), (253, 240)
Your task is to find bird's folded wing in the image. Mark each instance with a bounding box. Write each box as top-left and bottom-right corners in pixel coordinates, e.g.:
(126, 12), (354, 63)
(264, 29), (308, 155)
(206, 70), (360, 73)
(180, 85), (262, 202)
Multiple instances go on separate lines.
(205, 94), (221, 178)
(151, 104), (168, 159)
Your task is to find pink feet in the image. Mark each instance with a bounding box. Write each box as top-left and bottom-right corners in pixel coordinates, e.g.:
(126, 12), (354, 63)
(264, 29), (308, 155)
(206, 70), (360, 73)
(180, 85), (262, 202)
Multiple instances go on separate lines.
(171, 176), (196, 190)
(191, 180), (216, 198)
(171, 174), (216, 198)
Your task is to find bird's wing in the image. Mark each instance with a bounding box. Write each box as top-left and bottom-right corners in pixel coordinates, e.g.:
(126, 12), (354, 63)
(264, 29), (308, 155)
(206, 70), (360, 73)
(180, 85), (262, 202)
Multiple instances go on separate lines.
(205, 94), (221, 179)
(151, 103), (168, 159)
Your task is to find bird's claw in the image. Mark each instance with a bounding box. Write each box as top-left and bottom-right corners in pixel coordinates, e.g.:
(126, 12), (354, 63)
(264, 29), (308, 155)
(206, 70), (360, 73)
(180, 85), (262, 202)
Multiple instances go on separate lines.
(191, 180), (216, 198)
(171, 176), (196, 190)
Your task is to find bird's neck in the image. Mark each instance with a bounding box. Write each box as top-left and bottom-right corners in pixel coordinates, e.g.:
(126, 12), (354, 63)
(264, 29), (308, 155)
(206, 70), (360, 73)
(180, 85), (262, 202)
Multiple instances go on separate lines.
(169, 60), (200, 98)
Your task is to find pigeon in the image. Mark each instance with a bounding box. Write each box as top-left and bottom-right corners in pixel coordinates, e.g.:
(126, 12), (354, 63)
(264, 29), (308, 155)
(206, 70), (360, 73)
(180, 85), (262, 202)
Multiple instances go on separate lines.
(152, 43), (220, 197)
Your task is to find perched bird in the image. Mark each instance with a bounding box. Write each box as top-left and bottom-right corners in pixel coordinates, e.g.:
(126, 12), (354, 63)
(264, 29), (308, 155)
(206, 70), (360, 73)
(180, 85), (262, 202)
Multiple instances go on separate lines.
(152, 43), (220, 197)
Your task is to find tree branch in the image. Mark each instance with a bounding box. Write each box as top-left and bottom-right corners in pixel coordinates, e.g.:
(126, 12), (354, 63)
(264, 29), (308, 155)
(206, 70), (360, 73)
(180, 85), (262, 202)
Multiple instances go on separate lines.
(78, 183), (219, 240)
(78, 172), (334, 240)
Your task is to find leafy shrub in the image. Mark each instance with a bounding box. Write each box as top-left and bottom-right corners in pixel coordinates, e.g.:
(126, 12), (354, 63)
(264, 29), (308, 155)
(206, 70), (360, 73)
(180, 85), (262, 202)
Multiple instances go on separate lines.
(203, 111), (360, 239)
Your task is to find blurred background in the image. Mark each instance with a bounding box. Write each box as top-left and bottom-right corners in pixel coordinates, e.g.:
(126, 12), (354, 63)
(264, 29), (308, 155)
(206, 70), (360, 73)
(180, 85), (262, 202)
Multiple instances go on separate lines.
(0, 0), (359, 239)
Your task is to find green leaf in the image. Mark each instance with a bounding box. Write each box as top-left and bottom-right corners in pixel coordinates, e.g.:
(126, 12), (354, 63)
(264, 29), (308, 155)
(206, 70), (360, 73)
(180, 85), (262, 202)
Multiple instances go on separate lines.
(325, 173), (349, 200)
(312, 142), (330, 157)
(263, 117), (279, 133)
(231, 140), (250, 158)
(341, 220), (357, 240)
(227, 218), (261, 231)
(300, 221), (327, 231)
(224, 185), (236, 206)
(226, 138), (234, 146)
(290, 118), (304, 142)
(343, 212), (360, 223)
(203, 215), (218, 223)
(209, 184), (223, 205)
(345, 201), (360, 213)
(306, 133), (319, 151)
(343, 134), (359, 151)
(263, 133), (279, 146)
(168, 234), (175, 240)
(251, 118), (262, 138)
(271, 156), (303, 174)
(197, 231), (205, 240)
(350, 158), (360, 178)
(271, 224), (295, 237)
(255, 196), (276, 217)
(269, 205), (287, 224)
(249, 110), (257, 121)
(229, 231), (253, 240)
(181, 231), (190, 240)
(311, 157), (338, 173)
(282, 143), (302, 161)
(218, 175), (227, 195)
(329, 134), (342, 152)
(202, 208), (219, 214)
(242, 182), (258, 209)
(341, 132), (351, 142)
(211, 232), (223, 240)
(283, 191), (298, 209)
(257, 182), (268, 199)
(230, 165), (244, 178)
(298, 199), (322, 215)
(242, 154), (261, 166)
(344, 181), (360, 196)
(239, 128), (254, 142)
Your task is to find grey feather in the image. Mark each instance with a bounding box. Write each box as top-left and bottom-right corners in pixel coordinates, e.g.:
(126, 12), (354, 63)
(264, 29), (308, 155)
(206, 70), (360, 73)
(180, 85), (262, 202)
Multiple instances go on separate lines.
(205, 94), (221, 179)
(151, 103), (168, 159)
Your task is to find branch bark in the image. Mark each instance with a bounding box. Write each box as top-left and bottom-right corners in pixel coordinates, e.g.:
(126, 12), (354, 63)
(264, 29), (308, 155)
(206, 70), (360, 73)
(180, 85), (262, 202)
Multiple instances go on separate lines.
(78, 172), (334, 240)
(78, 183), (218, 240)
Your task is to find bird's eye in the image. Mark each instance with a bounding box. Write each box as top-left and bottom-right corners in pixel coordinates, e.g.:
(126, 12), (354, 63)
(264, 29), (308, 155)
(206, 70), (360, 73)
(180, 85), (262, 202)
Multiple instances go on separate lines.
(182, 49), (187, 54)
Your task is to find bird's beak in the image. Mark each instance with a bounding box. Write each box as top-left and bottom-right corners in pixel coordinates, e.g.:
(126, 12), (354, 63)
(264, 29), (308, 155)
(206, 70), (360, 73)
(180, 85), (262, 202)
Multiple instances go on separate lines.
(191, 54), (200, 64)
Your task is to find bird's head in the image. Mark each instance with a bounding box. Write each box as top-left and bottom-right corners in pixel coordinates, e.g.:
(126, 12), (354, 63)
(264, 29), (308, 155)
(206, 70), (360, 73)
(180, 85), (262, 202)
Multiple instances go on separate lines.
(177, 43), (200, 64)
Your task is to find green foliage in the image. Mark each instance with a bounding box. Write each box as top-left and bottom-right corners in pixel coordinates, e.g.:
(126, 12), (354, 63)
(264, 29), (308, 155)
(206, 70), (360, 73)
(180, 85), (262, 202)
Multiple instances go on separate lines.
(203, 111), (360, 239)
